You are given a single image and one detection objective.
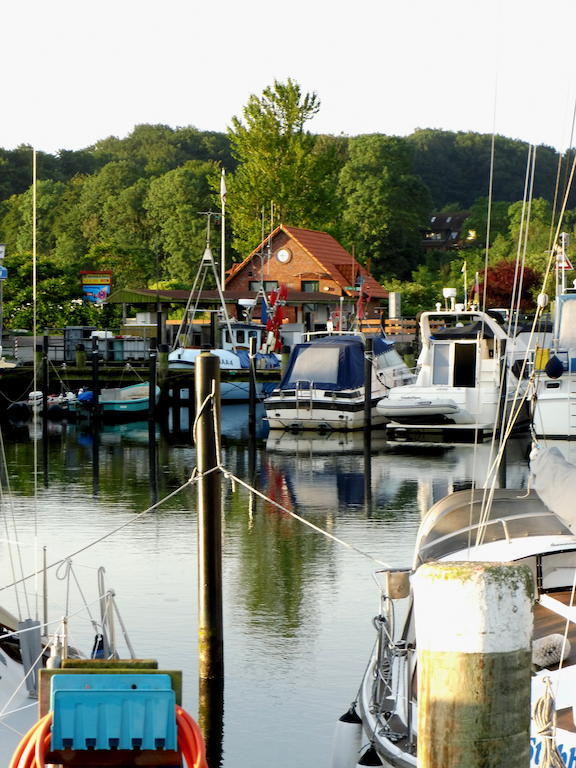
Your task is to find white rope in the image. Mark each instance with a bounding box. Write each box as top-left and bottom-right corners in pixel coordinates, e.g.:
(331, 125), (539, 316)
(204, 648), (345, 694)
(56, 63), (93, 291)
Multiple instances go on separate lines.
(221, 468), (391, 567)
(533, 677), (565, 768)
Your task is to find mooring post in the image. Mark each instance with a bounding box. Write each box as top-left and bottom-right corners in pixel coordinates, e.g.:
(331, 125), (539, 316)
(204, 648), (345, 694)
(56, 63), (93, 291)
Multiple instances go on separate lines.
(42, 332), (49, 417)
(195, 349), (224, 682)
(281, 344), (290, 378)
(91, 337), (100, 423)
(75, 343), (86, 369)
(364, 336), (373, 432)
(413, 561), (533, 768)
(148, 337), (157, 423)
(248, 336), (257, 438)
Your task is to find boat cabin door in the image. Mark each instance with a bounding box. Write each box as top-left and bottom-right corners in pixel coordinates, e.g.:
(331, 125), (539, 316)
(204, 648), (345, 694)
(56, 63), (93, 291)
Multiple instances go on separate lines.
(432, 342), (477, 387)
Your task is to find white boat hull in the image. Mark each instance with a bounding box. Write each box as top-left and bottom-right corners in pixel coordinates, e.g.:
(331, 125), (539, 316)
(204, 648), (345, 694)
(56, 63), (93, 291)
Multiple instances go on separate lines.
(532, 374), (576, 438)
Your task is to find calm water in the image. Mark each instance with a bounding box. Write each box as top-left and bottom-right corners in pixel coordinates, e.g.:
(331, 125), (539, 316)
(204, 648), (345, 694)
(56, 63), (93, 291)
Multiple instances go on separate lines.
(0, 407), (532, 767)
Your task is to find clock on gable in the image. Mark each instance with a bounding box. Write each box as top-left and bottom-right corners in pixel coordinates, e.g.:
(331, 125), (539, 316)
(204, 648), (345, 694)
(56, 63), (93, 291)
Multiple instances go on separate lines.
(276, 248), (292, 264)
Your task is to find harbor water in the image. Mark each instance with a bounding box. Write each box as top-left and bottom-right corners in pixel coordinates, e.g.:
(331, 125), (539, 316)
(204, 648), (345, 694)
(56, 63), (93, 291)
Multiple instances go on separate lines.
(0, 405), (532, 767)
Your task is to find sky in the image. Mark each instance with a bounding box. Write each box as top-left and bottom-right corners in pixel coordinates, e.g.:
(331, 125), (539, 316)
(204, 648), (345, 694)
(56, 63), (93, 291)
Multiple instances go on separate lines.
(3, 0), (576, 155)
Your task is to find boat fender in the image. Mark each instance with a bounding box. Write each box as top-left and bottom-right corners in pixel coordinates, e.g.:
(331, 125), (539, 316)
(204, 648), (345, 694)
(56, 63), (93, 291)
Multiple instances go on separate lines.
(331, 705), (362, 768)
(532, 633), (571, 668)
(356, 745), (384, 766)
(545, 355), (564, 379)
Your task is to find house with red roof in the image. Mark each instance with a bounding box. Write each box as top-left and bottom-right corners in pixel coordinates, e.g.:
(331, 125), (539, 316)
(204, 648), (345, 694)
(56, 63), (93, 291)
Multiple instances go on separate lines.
(226, 225), (387, 331)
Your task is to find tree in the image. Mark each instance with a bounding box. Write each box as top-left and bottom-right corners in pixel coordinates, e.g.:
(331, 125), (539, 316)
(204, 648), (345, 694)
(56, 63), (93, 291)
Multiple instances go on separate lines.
(337, 134), (431, 279)
(227, 79), (338, 253)
(478, 260), (541, 310)
(144, 161), (217, 285)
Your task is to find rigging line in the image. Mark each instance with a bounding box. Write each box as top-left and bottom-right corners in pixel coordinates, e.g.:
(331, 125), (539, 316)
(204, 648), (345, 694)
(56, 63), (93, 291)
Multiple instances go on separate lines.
(512, 146), (537, 340)
(171, 252), (206, 351)
(482, 125), (498, 314)
(508, 145), (533, 338)
(0, 429), (28, 619)
(222, 468), (391, 568)
(0, 476), (196, 594)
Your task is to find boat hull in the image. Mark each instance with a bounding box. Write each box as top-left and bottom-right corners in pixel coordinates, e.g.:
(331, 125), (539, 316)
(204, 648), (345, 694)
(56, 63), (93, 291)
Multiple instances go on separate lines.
(264, 395), (387, 431)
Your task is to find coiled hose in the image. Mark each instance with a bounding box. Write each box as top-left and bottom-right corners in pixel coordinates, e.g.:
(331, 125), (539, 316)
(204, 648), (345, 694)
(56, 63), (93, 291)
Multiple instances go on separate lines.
(9, 705), (208, 768)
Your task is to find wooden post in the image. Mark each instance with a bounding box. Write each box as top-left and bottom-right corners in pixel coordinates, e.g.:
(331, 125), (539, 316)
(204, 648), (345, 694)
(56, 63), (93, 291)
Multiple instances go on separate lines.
(248, 336), (257, 438)
(414, 561), (533, 768)
(196, 351), (224, 682)
(42, 333), (49, 416)
(280, 344), (290, 378)
(364, 336), (373, 432)
(91, 337), (100, 423)
(75, 343), (86, 368)
(148, 337), (157, 423)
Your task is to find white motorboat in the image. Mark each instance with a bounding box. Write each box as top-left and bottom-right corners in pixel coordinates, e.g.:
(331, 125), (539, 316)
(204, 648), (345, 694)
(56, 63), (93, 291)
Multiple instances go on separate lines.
(264, 332), (413, 431)
(532, 289), (576, 438)
(378, 307), (531, 440)
(338, 445), (576, 768)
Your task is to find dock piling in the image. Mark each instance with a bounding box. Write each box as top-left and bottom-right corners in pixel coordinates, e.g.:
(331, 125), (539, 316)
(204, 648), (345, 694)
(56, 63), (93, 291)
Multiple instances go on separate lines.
(364, 337), (373, 432)
(414, 561), (533, 768)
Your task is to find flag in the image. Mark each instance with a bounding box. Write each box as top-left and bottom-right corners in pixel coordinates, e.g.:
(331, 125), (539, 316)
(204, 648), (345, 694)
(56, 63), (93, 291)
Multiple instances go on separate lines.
(357, 291), (365, 320)
(220, 169), (227, 206)
(461, 260), (467, 274)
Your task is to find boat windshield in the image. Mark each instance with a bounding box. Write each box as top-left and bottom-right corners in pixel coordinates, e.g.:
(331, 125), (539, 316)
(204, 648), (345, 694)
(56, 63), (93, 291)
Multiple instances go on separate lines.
(415, 489), (573, 565)
(285, 346), (341, 385)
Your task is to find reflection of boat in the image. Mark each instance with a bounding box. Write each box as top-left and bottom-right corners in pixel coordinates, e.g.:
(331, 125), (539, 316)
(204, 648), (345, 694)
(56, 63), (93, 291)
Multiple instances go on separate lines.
(264, 333), (413, 431)
(378, 308), (531, 440)
(532, 289), (576, 438)
(266, 428), (388, 455)
(346, 445), (576, 768)
(70, 383), (160, 418)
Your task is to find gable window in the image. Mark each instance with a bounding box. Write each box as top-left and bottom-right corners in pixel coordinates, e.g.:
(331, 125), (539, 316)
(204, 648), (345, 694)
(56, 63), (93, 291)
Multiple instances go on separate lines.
(301, 280), (319, 292)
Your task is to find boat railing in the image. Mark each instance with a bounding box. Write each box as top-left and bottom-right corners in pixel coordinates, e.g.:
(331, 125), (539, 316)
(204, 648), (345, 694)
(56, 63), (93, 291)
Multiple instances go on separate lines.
(304, 330), (367, 343)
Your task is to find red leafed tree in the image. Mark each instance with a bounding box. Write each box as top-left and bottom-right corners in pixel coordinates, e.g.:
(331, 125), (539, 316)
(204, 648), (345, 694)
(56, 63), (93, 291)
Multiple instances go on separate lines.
(478, 260), (540, 311)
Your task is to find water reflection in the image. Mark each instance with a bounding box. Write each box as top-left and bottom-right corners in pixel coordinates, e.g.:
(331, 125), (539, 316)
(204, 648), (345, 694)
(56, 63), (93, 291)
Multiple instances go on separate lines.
(0, 411), (535, 768)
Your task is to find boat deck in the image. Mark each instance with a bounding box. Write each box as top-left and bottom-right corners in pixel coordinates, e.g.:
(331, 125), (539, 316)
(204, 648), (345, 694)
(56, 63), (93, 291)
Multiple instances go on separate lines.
(534, 589), (576, 733)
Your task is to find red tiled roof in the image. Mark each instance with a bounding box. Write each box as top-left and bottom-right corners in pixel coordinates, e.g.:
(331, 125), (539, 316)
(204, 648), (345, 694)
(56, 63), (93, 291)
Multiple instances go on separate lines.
(226, 225), (387, 300)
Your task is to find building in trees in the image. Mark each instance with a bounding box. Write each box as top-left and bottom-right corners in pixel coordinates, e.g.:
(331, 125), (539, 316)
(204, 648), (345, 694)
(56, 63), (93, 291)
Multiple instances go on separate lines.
(225, 225), (387, 331)
(421, 212), (473, 251)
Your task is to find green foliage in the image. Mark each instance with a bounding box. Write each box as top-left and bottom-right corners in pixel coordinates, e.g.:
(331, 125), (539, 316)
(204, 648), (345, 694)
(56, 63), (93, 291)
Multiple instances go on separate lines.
(227, 79), (341, 253)
(337, 134), (431, 278)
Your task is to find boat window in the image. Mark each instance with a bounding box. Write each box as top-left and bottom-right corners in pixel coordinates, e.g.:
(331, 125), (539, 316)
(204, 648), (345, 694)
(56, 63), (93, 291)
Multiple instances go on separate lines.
(236, 330), (245, 344)
(541, 551), (576, 591)
(559, 299), (576, 348)
(286, 346), (340, 385)
(248, 331), (258, 338)
(432, 344), (450, 385)
(453, 343), (476, 387)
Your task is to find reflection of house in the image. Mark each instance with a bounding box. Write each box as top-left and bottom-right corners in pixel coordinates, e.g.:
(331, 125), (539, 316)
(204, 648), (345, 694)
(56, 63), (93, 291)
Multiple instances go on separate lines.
(422, 212), (472, 251)
(225, 225), (387, 330)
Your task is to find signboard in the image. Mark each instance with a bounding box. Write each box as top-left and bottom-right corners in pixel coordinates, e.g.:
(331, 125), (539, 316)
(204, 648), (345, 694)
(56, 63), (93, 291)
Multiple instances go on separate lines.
(558, 253), (573, 270)
(0, 266), (8, 280)
(80, 271), (112, 303)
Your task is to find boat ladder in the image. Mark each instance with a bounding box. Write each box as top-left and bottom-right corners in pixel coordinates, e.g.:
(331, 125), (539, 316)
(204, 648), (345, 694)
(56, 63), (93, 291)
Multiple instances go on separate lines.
(295, 380), (314, 418)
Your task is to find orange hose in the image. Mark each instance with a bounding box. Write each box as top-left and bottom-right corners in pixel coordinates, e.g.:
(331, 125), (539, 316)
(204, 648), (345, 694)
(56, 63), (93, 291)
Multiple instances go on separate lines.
(9, 706), (207, 768)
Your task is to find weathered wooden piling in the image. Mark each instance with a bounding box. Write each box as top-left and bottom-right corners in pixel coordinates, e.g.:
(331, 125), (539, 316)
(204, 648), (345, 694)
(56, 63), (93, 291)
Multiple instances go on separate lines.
(148, 337), (157, 423)
(248, 336), (257, 438)
(413, 561), (533, 768)
(75, 343), (86, 368)
(364, 336), (373, 432)
(91, 337), (100, 421)
(195, 350), (224, 682)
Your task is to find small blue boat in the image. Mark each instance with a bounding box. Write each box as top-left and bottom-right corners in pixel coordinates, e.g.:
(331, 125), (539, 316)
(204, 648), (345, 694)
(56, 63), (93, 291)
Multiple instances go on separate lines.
(71, 383), (160, 419)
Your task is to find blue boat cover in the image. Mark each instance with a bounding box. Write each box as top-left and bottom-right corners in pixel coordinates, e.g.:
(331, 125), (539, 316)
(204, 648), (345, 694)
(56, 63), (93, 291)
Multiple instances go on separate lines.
(235, 350), (280, 369)
(279, 335), (394, 391)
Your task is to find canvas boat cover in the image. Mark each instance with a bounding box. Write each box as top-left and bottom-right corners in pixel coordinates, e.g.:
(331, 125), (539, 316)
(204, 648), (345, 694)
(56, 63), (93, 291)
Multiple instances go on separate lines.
(430, 321), (495, 340)
(278, 335), (394, 391)
(531, 445), (576, 532)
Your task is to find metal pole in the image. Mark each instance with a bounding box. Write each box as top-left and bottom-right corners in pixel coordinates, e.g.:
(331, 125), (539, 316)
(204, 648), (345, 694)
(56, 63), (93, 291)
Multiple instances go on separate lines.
(196, 350), (224, 682)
